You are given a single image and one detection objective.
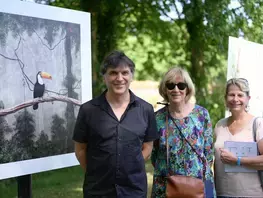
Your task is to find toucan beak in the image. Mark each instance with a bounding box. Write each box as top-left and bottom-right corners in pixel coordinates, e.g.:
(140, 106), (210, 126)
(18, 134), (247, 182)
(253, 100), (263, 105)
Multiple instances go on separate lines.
(41, 72), (52, 79)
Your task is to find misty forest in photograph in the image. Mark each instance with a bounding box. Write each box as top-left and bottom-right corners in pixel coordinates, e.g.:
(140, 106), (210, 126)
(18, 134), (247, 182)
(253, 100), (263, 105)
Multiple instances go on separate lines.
(0, 12), (81, 164)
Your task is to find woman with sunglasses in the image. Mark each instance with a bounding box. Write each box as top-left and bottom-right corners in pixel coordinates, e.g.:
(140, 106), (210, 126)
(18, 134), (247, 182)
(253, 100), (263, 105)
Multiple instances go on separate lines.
(214, 78), (263, 198)
(151, 67), (215, 198)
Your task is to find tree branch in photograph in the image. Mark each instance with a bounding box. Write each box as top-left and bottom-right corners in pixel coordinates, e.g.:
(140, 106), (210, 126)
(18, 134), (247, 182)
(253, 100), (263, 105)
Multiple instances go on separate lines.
(0, 40), (34, 92)
(0, 53), (17, 61)
(13, 36), (34, 91)
(14, 37), (69, 96)
(33, 29), (67, 50)
(73, 80), (81, 90)
(14, 36), (22, 52)
(45, 89), (65, 96)
(57, 79), (82, 95)
(14, 53), (34, 90)
(0, 95), (81, 116)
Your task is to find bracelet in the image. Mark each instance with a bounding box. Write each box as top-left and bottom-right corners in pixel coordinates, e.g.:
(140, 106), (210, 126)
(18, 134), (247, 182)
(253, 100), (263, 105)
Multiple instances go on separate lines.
(237, 157), (241, 166)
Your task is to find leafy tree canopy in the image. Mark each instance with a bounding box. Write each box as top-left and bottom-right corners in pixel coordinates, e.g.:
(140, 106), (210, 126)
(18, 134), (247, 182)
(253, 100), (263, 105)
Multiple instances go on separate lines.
(25, 0), (263, 124)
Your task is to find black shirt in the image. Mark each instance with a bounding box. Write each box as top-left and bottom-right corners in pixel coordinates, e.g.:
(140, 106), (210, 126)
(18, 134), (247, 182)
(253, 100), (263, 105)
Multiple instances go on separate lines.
(73, 90), (158, 198)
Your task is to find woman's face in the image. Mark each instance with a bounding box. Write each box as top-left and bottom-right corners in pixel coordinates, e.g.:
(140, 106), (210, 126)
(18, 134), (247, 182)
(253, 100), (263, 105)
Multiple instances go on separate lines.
(226, 84), (250, 113)
(166, 75), (188, 105)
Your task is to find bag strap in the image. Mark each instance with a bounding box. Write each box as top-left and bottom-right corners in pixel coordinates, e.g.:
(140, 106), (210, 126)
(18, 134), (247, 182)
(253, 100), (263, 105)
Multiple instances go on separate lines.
(253, 117), (259, 142)
(165, 112), (169, 174)
(252, 117), (263, 188)
(165, 107), (206, 179)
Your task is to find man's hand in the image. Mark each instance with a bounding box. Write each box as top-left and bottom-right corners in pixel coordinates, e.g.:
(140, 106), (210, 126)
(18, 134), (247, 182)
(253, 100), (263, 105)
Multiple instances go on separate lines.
(74, 141), (87, 171)
(142, 141), (153, 161)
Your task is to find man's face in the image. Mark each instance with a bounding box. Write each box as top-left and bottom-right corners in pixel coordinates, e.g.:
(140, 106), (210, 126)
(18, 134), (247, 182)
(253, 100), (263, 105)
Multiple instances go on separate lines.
(103, 65), (133, 96)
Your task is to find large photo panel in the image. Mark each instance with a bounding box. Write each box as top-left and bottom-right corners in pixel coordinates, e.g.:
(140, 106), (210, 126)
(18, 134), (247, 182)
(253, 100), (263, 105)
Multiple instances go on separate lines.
(227, 36), (263, 117)
(0, 0), (92, 180)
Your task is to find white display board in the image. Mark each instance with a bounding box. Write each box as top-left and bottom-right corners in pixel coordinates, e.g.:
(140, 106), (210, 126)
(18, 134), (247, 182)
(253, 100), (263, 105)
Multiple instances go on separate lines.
(227, 36), (263, 117)
(224, 141), (257, 172)
(0, 0), (91, 180)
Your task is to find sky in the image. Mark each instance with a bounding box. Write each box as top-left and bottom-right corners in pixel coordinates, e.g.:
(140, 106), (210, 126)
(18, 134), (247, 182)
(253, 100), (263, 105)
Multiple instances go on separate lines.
(160, 0), (242, 21)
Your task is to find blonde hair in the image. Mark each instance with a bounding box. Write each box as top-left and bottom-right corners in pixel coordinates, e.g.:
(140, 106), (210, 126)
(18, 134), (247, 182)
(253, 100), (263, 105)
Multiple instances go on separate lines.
(225, 78), (250, 98)
(159, 67), (195, 103)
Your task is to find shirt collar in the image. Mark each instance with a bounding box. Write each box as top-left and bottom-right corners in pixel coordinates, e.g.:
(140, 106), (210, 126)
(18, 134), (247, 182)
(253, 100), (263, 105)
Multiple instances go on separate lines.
(91, 89), (138, 107)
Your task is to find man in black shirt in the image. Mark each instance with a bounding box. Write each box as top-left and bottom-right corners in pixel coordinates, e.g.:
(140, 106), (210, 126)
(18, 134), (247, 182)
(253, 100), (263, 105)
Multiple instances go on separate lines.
(73, 50), (159, 198)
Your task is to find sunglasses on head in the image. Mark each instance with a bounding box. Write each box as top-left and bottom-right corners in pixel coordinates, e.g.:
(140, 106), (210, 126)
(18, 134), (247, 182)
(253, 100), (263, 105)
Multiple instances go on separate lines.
(165, 82), (188, 90)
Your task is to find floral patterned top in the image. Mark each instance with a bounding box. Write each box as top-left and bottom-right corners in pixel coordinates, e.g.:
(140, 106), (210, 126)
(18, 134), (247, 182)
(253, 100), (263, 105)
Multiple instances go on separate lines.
(151, 105), (215, 198)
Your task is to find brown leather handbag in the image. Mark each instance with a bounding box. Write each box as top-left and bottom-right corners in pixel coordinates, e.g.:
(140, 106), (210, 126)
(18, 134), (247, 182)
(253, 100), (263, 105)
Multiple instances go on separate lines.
(165, 109), (206, 198)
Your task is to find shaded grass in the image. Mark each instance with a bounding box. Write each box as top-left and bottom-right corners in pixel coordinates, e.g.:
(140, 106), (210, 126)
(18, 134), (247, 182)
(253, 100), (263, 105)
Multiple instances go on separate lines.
(0, 161), (154, 198)
(0, 166), (84, 198)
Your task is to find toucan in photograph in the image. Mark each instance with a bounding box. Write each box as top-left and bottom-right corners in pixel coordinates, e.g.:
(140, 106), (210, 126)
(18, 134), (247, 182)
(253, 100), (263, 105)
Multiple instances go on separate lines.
(33, 71), (52, 110)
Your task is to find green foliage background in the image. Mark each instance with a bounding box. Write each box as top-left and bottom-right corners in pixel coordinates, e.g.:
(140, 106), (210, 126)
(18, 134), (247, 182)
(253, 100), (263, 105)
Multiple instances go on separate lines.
(30, 0), (263, 123)
(1, 0), (263, 196)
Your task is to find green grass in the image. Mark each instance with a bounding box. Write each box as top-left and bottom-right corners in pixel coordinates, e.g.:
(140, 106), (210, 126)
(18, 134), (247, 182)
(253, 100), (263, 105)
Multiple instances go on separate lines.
(0, 161), (154, 198)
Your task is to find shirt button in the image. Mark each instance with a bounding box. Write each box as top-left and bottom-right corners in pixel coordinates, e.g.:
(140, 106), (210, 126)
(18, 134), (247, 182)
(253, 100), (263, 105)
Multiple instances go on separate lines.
(118, 153), (120, 156)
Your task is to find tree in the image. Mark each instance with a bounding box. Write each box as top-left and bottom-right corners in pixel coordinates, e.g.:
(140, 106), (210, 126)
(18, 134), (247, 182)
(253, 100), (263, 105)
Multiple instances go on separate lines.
(150, 0), (263, 123)
(0, 140), (15, 163)
(33, 0), (175, 94)
(50, 0), (123, 96)
(47, 0), (123, 152)
(0, 102), (12, 143)
(12, 109), (35, 161)
(34, 0), (263, 125)
(0, 102), (12, 163)
(34, 130), (54, 157)
(0, 117), (12, 163)
(117, 0), (263, 123)
(62, 23), (80, 152)
(51, 114), (67, 154)
(27, 9), (81, 153)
